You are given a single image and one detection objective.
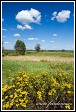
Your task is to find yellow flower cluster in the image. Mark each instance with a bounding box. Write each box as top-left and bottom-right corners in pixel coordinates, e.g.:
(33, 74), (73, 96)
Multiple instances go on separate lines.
(2, 69), (74, 110)
(65, 104), (70, 110)
(48, 88), (56, 96)
(2, 71), (29, 110)
(37, 91), (42, 100)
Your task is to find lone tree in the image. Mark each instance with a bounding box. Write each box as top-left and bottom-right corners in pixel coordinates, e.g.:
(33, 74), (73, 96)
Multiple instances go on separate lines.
(35, 44), (40, 52)
(14, 40), (26, 55)
(62, 49), (65, 52)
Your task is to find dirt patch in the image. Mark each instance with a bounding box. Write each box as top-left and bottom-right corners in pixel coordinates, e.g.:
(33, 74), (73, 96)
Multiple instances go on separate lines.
(2, 56), (74, 62)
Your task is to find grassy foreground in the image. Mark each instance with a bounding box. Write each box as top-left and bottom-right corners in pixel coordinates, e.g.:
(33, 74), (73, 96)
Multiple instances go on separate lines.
(2, 60), (74, 110)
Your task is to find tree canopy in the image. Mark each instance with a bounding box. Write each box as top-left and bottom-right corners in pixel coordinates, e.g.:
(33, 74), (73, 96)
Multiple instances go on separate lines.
(14, 40), (26, 55)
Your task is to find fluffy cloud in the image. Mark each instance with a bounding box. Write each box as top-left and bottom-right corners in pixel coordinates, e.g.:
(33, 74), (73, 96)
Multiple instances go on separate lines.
(51, 17), (55, 20)
(52, 11), (57, 16)
(50, 41), (54, 43)
(2, 28), (7, 31)
(53, 34), (58, 36)
(17, 25), (25, 30)
(3, 36), (7, 37)
(14, 33), (20, 36)
(25, 25), (32, 29)
(16, 8), (41, 30)
(35, 38), (39, 40)
(17, 24), (32, 30)
(56, 10), (70, 22)
(4, 42), (9, 44)
(28, 38), (35, 40)
(28, 38), (39, 40)
(2, 18), (4, 22)
(42, 40), (45, 42)
(51, 10), (71, 23)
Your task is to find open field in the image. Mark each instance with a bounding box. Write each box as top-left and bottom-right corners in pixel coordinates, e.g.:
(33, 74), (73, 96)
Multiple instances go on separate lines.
(3, 50), (74, 57)
(2, 55), (74, 62)
(2, 51), (74, 110)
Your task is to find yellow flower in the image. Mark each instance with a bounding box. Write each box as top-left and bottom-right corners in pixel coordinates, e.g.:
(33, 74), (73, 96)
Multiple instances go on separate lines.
(59, 74), (62, 77)
(66, 84), (71, 89)
(8, 86), (12, 89)
(15, 99), (18, 102)
(19, 84), (23, 87)
(5, 96), (8, 99)
(12, 85), (15, 88)
(67, 91), (71, 94)
(14, 92), (18, 98)
(18, 77), (23, 81)
(10, 95), (13, 98)
(17, 82), (20, 85)
(5, 102), (9, 109)
(62, 83), (71, 89)
(9, 102), (13, 108)
(3, 104), (6, 108)
(25, 100), (28, 103)
(23, 74), (27, 77)
(16, 104), (19, 108)
(48, 89), (56, 96)
(20, 103), (26, 108)
(29, 86), (33, 89)
(20, 91), (28, 95)
(37, 91), (42, 100)
(17, 77), (20, 79)
(65, 105), (70, 109)
(16, 89), (21, 92)
(19, 94), (22, 97)
(2, 99), (5, 102)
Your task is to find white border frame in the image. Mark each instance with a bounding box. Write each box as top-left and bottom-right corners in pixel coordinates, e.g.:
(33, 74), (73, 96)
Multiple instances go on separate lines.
(1, 1), (75, 111)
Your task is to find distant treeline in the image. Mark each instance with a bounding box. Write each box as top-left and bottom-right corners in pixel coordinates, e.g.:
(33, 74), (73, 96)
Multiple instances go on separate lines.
(2, 49), (74, 57)
(3, 49), (74, 52)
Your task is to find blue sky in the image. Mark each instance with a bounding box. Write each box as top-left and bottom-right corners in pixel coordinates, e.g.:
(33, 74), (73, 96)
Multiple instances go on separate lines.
(2, 2), (74, 50)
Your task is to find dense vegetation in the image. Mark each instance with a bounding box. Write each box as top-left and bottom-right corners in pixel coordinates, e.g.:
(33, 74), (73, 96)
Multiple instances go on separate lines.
(2, 60), (74, 110)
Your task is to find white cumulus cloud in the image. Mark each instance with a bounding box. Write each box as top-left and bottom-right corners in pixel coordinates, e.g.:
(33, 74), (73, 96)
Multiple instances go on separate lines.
(25, 24), (32, 29)
(53, 34), (58, 37)
(17, 25), (26, 30)
(16, 8), (41, 30)
(2, 18), (4, 22)
(28, 38), (35, 40)
(51, 10), (71, 23)
(3, 36), (7, 37)
(35, 38), (39, 40)
(51, 17), (55, 20)
(42, 40), (45, 42)
(52, 11), (57, 16)
(50, 41), (54, 43)
(14, 33), (20, 36)
(28, 37), (39, 40)
(17, 24), (32, 30)
(2, 28), (7, 31)
(4, 42), (9, 44)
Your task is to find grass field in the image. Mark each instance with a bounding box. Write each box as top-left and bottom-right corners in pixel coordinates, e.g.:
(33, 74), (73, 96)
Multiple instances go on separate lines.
(3, 50), (74, 57)
(2, 60), (74, 84)
(2, 51), (74, 110)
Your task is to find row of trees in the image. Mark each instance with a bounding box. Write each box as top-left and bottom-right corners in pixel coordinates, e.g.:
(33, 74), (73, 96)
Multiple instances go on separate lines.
(14, 40), (40, 55)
